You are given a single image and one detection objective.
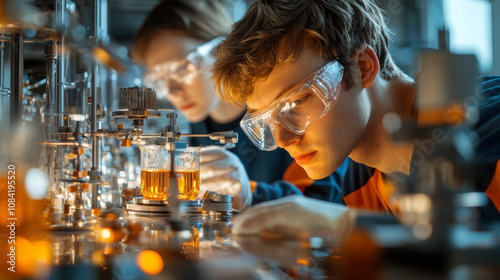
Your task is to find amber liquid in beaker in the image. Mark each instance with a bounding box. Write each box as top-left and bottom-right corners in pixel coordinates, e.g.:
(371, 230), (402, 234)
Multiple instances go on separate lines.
(141, 169), (200, 200)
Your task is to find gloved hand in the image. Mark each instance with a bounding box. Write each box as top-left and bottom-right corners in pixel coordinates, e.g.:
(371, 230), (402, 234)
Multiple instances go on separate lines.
(231, 195), (356, 242)
(199, 146), (252, 211)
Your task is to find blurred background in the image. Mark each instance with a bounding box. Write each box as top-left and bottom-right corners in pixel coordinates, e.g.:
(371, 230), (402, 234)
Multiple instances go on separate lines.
(4, 0), (498, 93)
(0, 1), (499, 279)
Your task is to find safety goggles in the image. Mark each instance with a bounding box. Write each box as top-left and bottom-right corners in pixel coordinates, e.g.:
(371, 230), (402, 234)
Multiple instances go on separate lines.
(143, 37), (221, 95)
(240, 59), (344, 151)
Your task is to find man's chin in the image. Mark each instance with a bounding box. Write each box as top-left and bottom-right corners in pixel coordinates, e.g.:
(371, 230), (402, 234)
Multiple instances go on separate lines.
(185, 112), (208, 123)
(303, 165), (332, 180)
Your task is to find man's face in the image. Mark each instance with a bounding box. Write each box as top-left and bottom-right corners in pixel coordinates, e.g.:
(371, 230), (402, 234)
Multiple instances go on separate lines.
(246, 45), (370, 179)
(144, 31), (219, 123)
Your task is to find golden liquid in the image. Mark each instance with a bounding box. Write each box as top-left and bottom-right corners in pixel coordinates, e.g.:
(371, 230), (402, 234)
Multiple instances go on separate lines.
(181, 227), (199, 261)
(140, 169), (200, 200)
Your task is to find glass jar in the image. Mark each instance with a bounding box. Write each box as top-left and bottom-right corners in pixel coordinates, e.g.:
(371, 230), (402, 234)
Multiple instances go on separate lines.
(139, 145), (200, 200)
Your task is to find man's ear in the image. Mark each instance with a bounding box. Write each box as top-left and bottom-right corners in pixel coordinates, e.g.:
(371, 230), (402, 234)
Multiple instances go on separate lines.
(355, 45), (380, 89)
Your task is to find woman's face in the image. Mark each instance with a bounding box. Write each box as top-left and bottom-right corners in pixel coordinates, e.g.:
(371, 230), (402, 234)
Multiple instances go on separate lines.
(143, 31), (219, 123)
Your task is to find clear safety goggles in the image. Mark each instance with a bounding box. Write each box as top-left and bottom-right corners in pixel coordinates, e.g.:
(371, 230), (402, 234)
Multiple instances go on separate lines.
(143, 37), (221, 95)
(240, 59), (344, 151)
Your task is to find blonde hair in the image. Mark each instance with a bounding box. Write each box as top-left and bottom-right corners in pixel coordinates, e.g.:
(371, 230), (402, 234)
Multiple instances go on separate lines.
(212, 0), (403, 107)
(132, 0), (232, 63)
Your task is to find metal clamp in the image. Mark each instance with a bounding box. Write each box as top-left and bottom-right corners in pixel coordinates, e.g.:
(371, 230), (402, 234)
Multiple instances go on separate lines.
(202, 191), (233, 220)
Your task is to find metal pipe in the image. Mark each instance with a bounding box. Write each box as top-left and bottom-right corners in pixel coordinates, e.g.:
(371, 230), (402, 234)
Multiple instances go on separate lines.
(44, 44), (59, 189)
(45, 44), (58, 126)
(167, 142), (180, 220)
(56, 0), (66, 117)
(90, 0), (102, 209)
(90, 0), (100, 168)
(1, 42), (4, 89)
(10, 33), (23, 130)
(55, 0), (68, 186)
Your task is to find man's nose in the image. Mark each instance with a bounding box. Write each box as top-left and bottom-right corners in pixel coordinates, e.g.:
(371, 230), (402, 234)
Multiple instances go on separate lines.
(274, 122), (301, 148)
(168, 79), (183, 95)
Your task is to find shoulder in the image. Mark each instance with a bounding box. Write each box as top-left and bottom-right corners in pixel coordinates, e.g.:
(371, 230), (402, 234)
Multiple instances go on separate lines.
(476, 76), (500, 120)
(478, 76), (500, 92)
(338, 159), (378, 195)
(473, 76), (500, 160)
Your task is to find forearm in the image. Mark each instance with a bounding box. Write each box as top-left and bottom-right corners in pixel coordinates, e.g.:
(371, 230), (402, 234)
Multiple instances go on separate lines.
(251, 180), (303, 205)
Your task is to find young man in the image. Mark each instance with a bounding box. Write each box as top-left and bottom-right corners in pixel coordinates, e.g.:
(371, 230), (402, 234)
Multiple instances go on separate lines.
(211, 0), (500, 236)
(133, 0), (340, 210)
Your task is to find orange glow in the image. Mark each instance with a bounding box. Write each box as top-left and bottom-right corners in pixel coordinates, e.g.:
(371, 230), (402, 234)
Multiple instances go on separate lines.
(137, 250), (164, 275)
(92, 251), (105, 265)
(101, 228), (114, 242)
(0, 173), (31, 227)
(16, 237), (50, 277)
(92, 47), (126, 73)
(181, 227), (199, 260)
(417, 103), (466, 126)
(32, 241), (50, 263)
(17, 237), (35, 275)
(0, 171), (47, 278)
(296, 259), (310, 266)
(66, 153), (77, 160)
(92, 47), (112, 63)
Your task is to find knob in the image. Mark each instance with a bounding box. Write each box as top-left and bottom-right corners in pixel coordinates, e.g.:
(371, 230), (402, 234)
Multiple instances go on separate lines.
(118, 86), (156, 110)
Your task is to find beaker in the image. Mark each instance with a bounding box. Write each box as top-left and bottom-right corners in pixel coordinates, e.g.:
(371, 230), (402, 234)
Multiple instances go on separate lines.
(139, 145), (200, 200)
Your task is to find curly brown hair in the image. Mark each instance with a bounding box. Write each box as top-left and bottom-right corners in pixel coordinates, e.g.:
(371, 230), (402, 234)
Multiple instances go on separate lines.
(212, 0), (403, 107)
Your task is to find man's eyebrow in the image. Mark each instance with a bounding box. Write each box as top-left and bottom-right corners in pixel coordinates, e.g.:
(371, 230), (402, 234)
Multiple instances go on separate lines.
(247, 83), (297, 114)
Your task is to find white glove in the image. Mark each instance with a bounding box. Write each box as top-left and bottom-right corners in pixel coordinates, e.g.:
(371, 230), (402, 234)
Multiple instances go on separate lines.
(199, 146), (252, 211)
(232, 195), (356, 242)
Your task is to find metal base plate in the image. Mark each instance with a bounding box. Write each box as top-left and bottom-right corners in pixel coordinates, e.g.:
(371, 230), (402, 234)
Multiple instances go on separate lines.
(112, 110), (161, 119)
(126, 198), (203, 217)
(133, 197), (168, 205)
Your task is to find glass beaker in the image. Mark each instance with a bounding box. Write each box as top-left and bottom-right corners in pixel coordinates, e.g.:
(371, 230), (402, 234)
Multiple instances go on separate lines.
(139, 145), (200, 200)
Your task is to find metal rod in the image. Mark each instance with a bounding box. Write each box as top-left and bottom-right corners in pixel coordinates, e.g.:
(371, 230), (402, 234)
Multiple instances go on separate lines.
(90, 0), (102, 209)
(56, 0), (66, 117)
(0, 42), (4, 89)
(49, 147), (57, 186)
(90, 0), (101, 170)
(181, 134), (210, 138)
(136, 133), (162, 138)
(45, 44), (58, 127)
(56, 52), (65, 117)
(55, 0), (68, 185)
(58, 146), (64, 183)
(90, 0), (100, 168)
(167, 142), (180, 220)
(10, 33), (23, 130)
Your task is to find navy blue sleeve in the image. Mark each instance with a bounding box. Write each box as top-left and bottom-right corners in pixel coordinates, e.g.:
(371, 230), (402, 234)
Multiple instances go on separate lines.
(302, 159), (351, 203)
(251, 181), (303, 205)
(302, 175), (343, 203)
(475, 76), (500, 220)
(250, 159), (346, 205)
(479, 200), (500, 221)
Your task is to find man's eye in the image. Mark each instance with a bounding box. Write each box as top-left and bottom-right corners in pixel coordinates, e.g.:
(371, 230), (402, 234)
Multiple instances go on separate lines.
(292, 93), (312, 106)
(174, 64), (189, 74)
